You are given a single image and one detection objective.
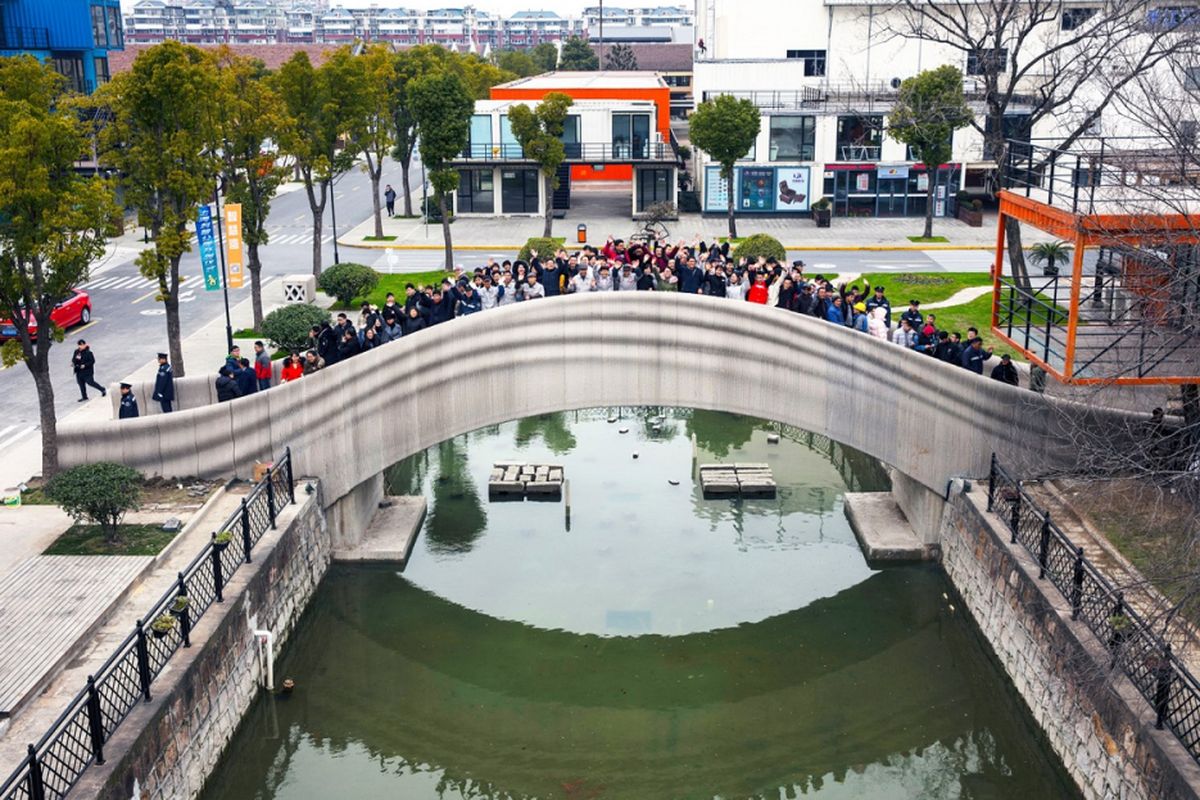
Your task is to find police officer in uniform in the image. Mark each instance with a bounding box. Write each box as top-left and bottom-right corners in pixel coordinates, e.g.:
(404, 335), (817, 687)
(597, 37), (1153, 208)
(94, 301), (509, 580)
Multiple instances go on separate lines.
(118, 382), (139, 419)
(152, 352), (174, 413)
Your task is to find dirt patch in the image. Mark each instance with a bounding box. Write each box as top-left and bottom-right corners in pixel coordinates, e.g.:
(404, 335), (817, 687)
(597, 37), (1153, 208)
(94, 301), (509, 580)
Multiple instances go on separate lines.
(21, 476), (220, 509)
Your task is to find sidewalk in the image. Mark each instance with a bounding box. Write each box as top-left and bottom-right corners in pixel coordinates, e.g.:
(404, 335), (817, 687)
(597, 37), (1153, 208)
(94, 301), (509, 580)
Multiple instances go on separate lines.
(339, 208), (1055, 252)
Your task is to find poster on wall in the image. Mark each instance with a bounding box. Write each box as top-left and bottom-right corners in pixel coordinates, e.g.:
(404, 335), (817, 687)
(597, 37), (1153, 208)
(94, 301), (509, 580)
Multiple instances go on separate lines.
(856, 172), (871, 192)
(917, 173), (929, 192)
(877, 164), (910, 180)
(774, 167), (811, 212)
(739, 167), (775, 211)
(704, 166), (730, 213)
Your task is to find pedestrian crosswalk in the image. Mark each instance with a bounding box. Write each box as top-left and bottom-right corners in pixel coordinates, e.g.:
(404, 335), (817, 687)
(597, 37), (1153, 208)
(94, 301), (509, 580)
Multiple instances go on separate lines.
(184, 229), (334, 247)
(78, 275), (170, 291)
(0, 424), (37, 454)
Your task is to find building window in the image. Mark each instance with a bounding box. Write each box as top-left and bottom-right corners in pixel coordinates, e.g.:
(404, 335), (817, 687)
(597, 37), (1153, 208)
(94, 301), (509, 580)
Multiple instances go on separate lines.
(785, 49), (826, 77)
(1185, 66), (1200, 91)
(92, 5), (108, 47)
(612, 112), (651, 158)
(1179, 119), (1197, 146)
(769, 116), (815, 161)
(636, 168), (672, 211)
(501, 168), (539, 213)
(499, 115), (522, 158)
(94, 56), (110, 85)
(465, 114), (492, 158)
(457, 169), (494, 213)
(106, 6), (124, 49)
(51, 56), (86, 95)
(836, 115), (883, 161)
(1061, 8), (1097, 29)
(966, 48), (1008, 75)
(560, 114), (580, 158)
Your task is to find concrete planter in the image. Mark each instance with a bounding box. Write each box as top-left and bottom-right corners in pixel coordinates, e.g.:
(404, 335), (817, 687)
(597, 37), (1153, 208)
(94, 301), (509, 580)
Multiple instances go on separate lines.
(957, 206), (983, 227)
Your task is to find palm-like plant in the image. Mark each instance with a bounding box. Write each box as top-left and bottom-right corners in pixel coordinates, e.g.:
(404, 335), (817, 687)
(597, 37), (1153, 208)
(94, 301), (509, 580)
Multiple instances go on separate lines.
(1029, 240), (1073, 277)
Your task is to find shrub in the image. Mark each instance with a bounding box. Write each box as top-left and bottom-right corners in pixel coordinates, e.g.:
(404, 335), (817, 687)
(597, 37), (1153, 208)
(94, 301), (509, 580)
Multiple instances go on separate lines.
(46, 462), (142, 545)
(518, 237), (566, 262)
(971, 199), (983, 210)
(317, 262), (380, 307)
(260, 303), (329, 352)
(731, 233), (786, 264)
(811, 197), (832, 211)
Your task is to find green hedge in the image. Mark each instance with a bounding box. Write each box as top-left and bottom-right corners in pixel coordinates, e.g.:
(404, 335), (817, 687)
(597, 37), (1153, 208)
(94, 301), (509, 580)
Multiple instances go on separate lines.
(731, 234), (786, 264)
(518, 237), (566, 263)
(260, 303), (330, 352)
(318, 262), (380, 308)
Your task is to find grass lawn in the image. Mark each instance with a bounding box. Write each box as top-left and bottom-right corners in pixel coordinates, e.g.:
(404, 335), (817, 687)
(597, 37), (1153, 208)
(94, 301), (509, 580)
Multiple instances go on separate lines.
(232, 327), (260, 339)
(44, 523), (178, 556)
(350, 270), (453, 308)
(363, 235), (398, 242)
(907, 235), (950, 243)
(852, 272), (994, 305)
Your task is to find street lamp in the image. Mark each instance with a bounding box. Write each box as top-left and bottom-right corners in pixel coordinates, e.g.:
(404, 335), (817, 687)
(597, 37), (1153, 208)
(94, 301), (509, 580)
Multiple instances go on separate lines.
(329, 174), (342, 266)
(212, 181), (234, 354)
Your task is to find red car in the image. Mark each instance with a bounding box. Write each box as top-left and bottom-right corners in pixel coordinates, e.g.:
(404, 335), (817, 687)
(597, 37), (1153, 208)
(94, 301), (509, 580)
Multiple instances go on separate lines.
(0, 288), (92, 341)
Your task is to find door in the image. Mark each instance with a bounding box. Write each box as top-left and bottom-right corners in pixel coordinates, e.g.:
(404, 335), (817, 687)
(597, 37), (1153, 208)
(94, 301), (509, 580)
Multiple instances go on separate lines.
(833, 172), (850, 217)
(877, 177), (906, 217)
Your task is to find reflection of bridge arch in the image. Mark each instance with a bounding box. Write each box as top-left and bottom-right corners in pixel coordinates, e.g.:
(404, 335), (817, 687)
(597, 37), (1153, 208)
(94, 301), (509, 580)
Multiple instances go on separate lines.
(769, 422), (891, 492)
(58, 293), (1109, 509)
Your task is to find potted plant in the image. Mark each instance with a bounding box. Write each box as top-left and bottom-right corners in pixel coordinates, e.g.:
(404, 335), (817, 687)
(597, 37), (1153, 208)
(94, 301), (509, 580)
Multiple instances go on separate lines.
(957, 197), (983, 227)
(1030, 240), (1073, 277)
(811, 197), (832, 228)
(150, 613), (177, 640)
(213, 530), (234, 551)
(169, 595), (190, 618)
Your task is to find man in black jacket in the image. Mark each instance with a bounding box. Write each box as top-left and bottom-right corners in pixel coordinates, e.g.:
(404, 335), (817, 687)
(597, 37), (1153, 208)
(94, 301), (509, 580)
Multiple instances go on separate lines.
(215, 367), (241, 402)
(990, 354), (1020, 386)
(118, 383), (139, 419)
(71, 339), (106, 402)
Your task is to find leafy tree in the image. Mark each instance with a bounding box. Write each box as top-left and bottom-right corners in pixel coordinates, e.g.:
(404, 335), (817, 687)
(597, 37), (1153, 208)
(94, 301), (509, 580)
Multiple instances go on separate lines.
(410, 71), (475, 271)
(731, 234), (786, 264)
(454, 54), (516, 99)
(274, 49), (363, 276)
(607, 43), (639, 70)
(888, 65), (972, 240)
(260, 302), (330, 351)
(531, 42), (559, 72)
(47, 462), (142, 545)
(1029, 240), (1072, 277)
(0, 58), (113, 476)
(495, 49), (538, 78)
(101, 41), (219, 378)
(559, 37), (599, 70)
(212, 48), (288, 329)
(390, 45), (454, 219)
(507, 92), (574, 237)
(352, 45), (396, 240)
(689, 94), (761, 238)
(317, 262), (380, 307)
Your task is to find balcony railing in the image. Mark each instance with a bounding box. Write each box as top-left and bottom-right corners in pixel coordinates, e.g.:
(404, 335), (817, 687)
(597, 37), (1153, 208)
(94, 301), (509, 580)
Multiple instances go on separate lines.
(0, 26), (51, 50)
(838, 145), (881, 161)
(458, 141), (678, 163)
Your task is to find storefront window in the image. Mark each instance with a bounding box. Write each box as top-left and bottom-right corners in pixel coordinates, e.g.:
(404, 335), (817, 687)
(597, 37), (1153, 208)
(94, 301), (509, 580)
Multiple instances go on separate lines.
(769, 116), (815, 161)
(636, 168), (672, 211)
(835, 116), (883, 161)
(501, 168), (539, 213)
(457, 169), (494, 213)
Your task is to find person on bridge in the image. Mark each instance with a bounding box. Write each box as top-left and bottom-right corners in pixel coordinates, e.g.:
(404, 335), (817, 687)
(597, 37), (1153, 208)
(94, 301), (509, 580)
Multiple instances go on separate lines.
(281, 352), (304, 382)
(253, 342), (272, 391)
(961, 337), (994, 374)
(215, 366), (241, 402)
(118, 383), (138, 419)
(384, 184), (397, 217)
(235, 358), (257, 397)
(990, 354), (1020, 386)
(71, 339), (106, 402)
(152, 352), (174, 413)
(900, 300), (924, 330)
(866, 285), (892, 326)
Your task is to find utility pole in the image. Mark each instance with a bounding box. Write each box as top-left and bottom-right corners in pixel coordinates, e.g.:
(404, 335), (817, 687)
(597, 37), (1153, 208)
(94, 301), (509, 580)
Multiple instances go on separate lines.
(599, 0), (605, 70)
(212, 184), (234, 354)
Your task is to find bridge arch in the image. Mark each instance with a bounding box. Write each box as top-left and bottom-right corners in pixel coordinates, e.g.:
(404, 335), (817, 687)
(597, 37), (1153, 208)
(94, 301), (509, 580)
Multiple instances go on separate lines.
(59, 293), (1087, 514)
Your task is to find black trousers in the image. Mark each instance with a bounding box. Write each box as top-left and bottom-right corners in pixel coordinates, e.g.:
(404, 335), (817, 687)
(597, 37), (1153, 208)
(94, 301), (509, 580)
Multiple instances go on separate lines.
(76, 372), (104, 398)
(159, 399), (173, 413)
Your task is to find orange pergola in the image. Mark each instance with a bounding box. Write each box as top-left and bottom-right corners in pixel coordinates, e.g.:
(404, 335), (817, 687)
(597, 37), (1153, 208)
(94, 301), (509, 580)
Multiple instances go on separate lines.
(991, 189), (1200, 385)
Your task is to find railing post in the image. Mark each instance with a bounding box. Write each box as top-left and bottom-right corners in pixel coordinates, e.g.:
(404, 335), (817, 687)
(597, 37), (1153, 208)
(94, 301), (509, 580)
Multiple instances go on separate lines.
(1155, 644), (1173, 730)
(25, 744), (46, 800)
(241, 499), (252, 564)
(1072, 154), (1081, 212)
(1038, 512), (1051, 578)
(286, 447), (296, 504)
(211, 538), (224, 603)
(176, 573), (191, 648)
(987, 453), (997, 511)
(1109, 592), (1126, 665)
(265, 467), (277, 530)
(86, 675), (106, 765)
(1008, 486), (1021, 544)
(134, 622), (152, 702)
(1070, 546), (1085, 619)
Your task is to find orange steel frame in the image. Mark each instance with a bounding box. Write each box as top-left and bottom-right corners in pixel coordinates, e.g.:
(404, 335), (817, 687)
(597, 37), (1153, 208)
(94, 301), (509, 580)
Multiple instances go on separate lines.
(991, 190), (1200, 385)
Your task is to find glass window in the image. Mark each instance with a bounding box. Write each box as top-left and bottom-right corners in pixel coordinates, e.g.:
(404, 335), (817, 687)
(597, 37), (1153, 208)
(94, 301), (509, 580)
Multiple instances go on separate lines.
(636, 168), (671, 211)
(457, 169), (494, 213)
(106, 6), (123, 49)
(836, 115), (883, 161)
(560, 114), (580, 158)
(967, 48), (1008, 75)
(51, 57), (85, 95)
(1185, 66), (1200, 91)
(499, 115), (522, 158)
(769, 116), (815, 161)
(1061, 7), (1096, 29)
(501, 168), (539, 213)
(466, 114), (492, 158)
(784, 49), (826, 77)
(94, 56), (110, 85)
(91, 5), (107, 46)
(612, 113), (652, 158)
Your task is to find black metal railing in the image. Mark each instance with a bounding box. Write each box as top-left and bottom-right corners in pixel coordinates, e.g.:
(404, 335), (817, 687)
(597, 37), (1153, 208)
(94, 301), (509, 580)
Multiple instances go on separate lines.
(458, 141), (677, 163)
(0, 449), (296, 800)
(996, 276), (1072, 370)
(987, 455), (1200, 763)
(0, 27), (51, 51)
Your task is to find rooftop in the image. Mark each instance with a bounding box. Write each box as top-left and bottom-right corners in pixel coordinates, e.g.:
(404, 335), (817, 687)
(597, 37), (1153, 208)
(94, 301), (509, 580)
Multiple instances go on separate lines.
(592, 42), (692, 70)
(496, 70), (668, 90)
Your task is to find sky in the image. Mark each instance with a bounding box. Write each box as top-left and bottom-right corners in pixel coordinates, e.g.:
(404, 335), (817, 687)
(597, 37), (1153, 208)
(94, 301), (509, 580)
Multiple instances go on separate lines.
(120, 0), (600, 15)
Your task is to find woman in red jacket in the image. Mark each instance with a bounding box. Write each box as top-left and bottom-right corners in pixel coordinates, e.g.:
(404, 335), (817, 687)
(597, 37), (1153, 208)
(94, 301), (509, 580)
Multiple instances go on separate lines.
(280, 352), (304, 382)
(745, 272), (770, 304)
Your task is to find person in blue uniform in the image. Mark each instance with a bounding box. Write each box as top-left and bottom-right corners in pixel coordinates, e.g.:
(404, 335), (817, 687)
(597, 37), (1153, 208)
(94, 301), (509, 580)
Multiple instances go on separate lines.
(152, 353), (174, 413)
(118, 382), (139, 419)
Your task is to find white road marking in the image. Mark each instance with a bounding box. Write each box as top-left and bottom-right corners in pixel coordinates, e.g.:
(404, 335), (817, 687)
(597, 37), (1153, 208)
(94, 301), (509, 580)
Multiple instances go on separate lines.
(0, 424), (36, 453)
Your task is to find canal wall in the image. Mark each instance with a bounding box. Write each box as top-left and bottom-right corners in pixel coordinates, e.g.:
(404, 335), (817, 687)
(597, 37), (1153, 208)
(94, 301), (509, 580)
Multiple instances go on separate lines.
(72, 488), (332, 800)
(940, 487), (1200, 800)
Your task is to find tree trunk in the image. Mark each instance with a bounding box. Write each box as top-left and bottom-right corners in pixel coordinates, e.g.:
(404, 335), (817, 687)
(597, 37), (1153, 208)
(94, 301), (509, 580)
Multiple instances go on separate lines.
(248, 240), (264, 329)
(1005, 217), (1031, 292)
(304, 177), (327, 277)
(543, 172), (554, 238)
(369, 159), (384, 239)
(400, 154), (414, 217)
(165, 259), (184, 378)
(438, 191), (452, 272)
(725, 168), (737, 239)
(923, 175), (936, 240)
(30, 357), (57, 477)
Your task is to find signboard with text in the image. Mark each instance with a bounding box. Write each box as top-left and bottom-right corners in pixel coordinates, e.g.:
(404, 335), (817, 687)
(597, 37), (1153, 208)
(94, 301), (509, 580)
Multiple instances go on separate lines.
(774, 166), (811, 213)
(195, 205), (220, 292)
(704, 166), (729, 213)
(224, 203), (244, 289)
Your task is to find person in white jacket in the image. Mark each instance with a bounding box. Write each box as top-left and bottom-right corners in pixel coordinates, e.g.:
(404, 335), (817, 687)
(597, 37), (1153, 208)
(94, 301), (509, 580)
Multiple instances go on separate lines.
(891, 318), (917, 348)
(868, 306), (890, 340)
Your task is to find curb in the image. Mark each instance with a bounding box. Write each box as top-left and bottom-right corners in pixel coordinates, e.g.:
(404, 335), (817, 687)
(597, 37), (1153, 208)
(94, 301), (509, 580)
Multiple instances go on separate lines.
(337, 238), (1006, 253)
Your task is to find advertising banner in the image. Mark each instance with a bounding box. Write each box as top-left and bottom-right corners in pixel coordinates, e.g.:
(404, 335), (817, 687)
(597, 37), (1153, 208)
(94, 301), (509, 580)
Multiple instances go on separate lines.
(224, 203), (244, 289)
(704, 166), (729, 213)
(876, 164), (910, 179)
(739, 167), (775, 211)
(195, 205), (220, 292)
(774, 166), (811, 212)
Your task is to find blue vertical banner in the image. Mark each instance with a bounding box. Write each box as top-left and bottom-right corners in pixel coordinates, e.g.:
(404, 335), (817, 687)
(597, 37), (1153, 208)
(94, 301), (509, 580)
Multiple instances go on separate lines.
(196, 204), (221, 291)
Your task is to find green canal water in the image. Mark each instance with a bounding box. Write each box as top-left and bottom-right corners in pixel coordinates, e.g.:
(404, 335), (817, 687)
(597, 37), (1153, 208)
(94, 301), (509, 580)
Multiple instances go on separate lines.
(200, 409), (1079, 800)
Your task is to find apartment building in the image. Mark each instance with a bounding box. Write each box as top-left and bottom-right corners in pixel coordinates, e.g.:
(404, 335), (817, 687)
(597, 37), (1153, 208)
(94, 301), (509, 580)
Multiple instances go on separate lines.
(583, 6), (694, 28)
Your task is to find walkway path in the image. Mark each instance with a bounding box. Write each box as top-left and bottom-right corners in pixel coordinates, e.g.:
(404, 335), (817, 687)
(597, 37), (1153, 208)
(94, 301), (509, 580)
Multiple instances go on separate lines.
(923, 285), (993, 309)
